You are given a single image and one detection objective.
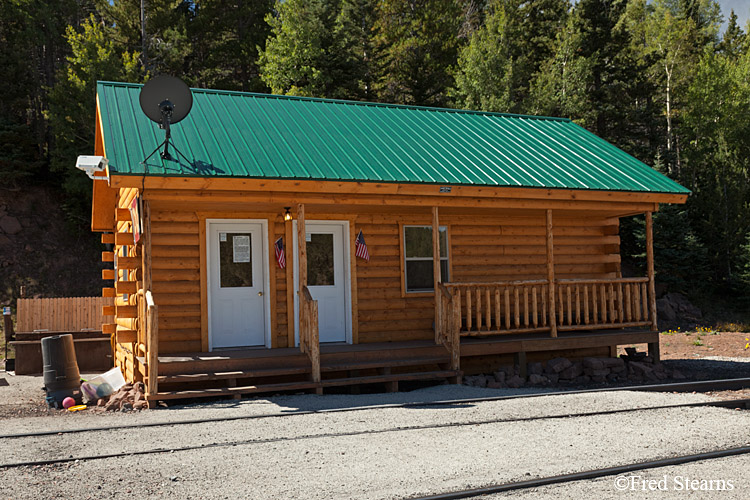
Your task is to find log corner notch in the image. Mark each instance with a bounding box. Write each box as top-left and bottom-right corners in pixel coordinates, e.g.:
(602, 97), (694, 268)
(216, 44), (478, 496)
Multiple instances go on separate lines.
(645, 211), (660, 362)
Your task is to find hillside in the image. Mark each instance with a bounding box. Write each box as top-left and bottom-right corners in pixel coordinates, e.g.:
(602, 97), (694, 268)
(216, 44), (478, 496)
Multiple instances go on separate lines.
(0, 186), (103, 308)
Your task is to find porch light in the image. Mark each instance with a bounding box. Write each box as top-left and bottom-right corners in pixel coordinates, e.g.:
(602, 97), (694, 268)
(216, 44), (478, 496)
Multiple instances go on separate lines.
(284, 207), (292, 221)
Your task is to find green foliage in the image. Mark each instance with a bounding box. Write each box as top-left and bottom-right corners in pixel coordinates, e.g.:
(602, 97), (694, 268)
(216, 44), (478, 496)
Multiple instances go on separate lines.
(190, 0), (274, 92)
(374, 0), (462, 106)
(681, 47), (750, 288)
(259, 0), (376, 99)
(454, 0), (568, 113)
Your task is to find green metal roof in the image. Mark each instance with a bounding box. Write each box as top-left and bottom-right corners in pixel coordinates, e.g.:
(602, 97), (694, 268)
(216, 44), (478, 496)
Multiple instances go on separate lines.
(96, 81), (689, 194)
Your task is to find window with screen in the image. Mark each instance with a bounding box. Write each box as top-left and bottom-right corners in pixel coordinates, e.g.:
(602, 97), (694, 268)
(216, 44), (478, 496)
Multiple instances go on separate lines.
(403, 225), (449, 293)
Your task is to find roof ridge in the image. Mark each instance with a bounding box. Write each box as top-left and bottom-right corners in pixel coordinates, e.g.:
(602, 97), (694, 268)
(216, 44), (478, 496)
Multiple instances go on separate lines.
(96, 80), (572, 122)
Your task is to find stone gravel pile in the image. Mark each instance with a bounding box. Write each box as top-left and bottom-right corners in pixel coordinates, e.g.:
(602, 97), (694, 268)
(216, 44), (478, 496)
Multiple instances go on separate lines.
(464, 353), (687, 389)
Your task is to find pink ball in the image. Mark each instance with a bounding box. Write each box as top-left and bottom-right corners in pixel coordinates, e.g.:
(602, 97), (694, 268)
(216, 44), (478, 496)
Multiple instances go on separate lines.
(62, 397), (75, 409)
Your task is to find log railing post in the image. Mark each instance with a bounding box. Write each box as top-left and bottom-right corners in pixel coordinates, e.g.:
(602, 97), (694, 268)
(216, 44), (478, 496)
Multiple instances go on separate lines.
(432, 206), (441, 343)
(545, 210), (557, 337)
(145, 291), (158, 401)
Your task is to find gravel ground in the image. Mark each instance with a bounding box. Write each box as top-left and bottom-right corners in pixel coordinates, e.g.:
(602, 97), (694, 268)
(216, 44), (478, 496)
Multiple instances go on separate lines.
(488, 455), (750, 499)
(0, 388), (748, 500)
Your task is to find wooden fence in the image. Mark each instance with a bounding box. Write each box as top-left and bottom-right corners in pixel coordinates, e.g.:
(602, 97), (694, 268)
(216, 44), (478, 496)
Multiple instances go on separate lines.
(16, 297), (114, 332)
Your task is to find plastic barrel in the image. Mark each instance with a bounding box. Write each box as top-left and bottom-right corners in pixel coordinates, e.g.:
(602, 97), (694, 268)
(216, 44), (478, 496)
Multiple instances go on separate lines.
(41, 334), (82, 407)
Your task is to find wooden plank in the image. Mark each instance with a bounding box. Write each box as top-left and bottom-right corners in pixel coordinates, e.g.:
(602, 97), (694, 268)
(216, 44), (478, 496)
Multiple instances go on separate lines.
(116, 208), (130, 222)
(115, 232), (135, 246)
(349, 218), (359, 344)
(102, 251), (115, 262)
(545, 210), (557, 337)
(485, 287), (491, 332)
(116, 281), (137, 295)
(113, 176), (688, 205)
(101, 233), (115, 244)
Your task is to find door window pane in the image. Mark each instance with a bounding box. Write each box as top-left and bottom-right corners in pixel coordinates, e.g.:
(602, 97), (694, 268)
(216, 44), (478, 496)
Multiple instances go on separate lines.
(220, 233), (253, 287)
(307, 233), (335, 286)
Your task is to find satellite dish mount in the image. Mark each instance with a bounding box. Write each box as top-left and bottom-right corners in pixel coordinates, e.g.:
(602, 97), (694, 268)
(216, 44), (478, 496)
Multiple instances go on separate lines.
(139, 76), (193, 165)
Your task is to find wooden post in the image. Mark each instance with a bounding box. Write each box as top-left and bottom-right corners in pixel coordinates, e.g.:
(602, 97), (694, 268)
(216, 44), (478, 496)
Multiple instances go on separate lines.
(545, 210), (557, 337)
(645, 211), (660, 361)
(141, 200), (159, 400)
(297, 203), (307, 345)
(432, 206), (441, 343)
(285, 217), (295, 347)
(146, 291), (158, 400)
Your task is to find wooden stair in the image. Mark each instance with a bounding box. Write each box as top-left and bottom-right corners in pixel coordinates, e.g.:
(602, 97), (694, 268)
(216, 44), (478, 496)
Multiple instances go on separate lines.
(138, 341), (460, 402)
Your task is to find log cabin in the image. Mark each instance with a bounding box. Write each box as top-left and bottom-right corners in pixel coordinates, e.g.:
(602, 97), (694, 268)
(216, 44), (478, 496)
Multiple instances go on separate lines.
(86, 81), (689, 404)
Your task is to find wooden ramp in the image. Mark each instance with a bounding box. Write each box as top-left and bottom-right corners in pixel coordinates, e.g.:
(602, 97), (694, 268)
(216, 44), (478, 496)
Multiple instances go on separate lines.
(137, 341), (458, 402)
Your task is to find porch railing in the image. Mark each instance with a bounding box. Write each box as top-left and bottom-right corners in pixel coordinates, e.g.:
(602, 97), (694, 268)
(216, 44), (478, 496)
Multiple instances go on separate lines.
(441, 277), (653, 338)
(300, 286), (321, 385)
(443, 280), (551, 337)
(554, 278), (652, 331)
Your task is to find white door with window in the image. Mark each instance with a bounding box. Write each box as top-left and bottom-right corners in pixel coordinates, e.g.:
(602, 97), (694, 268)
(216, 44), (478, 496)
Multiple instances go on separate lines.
(207, 220), (269, 349)
(294, 221), (351, 344)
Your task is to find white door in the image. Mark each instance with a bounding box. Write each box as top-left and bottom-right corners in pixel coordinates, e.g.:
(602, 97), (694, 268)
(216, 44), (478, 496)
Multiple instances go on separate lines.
(294, 222), (351, 344)
(208, 221), (268, 349)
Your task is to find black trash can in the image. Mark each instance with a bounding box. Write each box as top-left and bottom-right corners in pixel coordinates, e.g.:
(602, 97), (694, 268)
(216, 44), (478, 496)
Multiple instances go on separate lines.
(41, 334), (82, 407)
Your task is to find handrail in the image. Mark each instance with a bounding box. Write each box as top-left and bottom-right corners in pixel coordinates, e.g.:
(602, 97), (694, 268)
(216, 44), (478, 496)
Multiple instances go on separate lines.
(441, 276), (653, 337)
(300, 286), (321, 387)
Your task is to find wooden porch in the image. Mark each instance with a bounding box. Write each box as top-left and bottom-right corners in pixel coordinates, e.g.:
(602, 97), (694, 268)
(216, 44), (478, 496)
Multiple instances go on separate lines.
(135, 327), (656, 402)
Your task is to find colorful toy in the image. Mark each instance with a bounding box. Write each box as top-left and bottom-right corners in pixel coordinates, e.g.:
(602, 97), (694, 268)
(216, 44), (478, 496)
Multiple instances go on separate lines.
(62, 397), (75, 409)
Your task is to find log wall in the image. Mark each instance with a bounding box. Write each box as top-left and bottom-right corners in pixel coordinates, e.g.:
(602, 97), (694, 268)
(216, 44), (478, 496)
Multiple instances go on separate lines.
(140, 192), (620, 352)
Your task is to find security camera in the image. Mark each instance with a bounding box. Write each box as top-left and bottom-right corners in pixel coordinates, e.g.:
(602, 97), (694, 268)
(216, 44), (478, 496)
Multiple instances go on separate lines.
(76, 156), (109, 179)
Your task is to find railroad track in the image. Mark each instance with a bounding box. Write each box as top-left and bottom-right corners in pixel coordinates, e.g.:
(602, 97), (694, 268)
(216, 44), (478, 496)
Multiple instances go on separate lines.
(1, 397), (748, 470)
(408, 446), (750, 499)
(2, 376), (748, 441)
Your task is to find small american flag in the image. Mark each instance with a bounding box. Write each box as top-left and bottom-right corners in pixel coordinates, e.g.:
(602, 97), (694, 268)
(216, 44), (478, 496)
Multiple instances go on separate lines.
(275, 237), (286, 269)
(355, 230), (370, 262)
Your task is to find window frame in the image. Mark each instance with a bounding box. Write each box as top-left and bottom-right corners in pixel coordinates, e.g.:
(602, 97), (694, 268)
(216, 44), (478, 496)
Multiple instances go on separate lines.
(399, 223), (450, 296)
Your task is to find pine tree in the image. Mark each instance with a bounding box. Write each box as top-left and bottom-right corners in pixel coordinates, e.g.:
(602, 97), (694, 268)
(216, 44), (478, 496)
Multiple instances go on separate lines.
(719, 10), (746, 59)
(190, 0), (274, 92)
(373, 0), (462, 106)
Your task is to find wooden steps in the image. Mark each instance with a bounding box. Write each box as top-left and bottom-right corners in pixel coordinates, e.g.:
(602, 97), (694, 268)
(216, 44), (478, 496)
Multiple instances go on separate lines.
(157, 366), (312, 384)
(321, 355), (449, 373)
(321, 370), (458, 388)
(140, 341), (459, 402)
(150, 380), (320, 401)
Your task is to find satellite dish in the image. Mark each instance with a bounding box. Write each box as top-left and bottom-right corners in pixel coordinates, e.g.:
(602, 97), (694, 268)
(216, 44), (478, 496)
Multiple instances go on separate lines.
(139, 76), (193, 161)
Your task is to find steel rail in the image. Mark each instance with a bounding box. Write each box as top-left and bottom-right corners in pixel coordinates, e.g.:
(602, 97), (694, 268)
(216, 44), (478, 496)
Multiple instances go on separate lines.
(408, 446), (750, 500)
(1, 377), (748, 441)
(0, 398), (748, 469)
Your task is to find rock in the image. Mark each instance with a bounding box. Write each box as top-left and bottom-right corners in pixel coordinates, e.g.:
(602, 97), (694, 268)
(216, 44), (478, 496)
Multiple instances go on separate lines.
(629, 361), (653, 377)
(121, 402), (133, 412)
(527, 362), (544, 375)
(671, 369), (687, 380)
(97, 398), (107, 407)
(583, 357), (604, 370)
(591, 375), (607, 383)
(528, 374), (547, 385)
(601, 357), (625, 369)
(506, 375), (525, 388)
(493, 371), (506, 383)
(587, 368), (610, 377)
(546, 373), (559, 384)
(485, 375), (496, 386)
(654, 371), (667, 380)
(642, 356), (654, 364)
(0, 216), (21, 235)
(558, 362), (583, 380)
(606, 373), (619, 382)
(133, 401), (147, 410)
(487, 381), (504, 389)
(0, 234), (10, 246)
(574, 375), (591, 384)
(545, 358), (572, 374)
(656, 292), (702, 322)
(475, 376), (487, 388)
